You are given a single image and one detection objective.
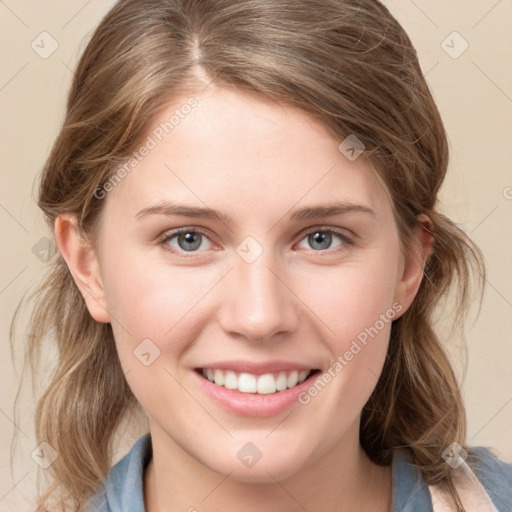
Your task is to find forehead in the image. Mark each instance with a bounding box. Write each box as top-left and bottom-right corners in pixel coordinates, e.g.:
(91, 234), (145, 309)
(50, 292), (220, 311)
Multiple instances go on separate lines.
(104, 86), (392, 222)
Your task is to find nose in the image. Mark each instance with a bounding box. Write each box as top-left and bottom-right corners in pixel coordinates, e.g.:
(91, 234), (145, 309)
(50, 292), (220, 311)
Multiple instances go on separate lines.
(217, 247), (299, 343)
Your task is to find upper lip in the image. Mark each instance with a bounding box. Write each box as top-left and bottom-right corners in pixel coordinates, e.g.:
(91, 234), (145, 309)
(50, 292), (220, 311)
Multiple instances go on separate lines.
(195, 360), (320, 375)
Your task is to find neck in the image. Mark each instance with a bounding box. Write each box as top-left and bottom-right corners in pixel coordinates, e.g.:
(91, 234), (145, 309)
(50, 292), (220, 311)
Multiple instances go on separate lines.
(143, 420), (392, 512)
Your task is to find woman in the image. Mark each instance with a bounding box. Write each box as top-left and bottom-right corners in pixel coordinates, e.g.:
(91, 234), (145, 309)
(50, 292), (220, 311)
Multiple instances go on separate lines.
(18, 0), (512, 510)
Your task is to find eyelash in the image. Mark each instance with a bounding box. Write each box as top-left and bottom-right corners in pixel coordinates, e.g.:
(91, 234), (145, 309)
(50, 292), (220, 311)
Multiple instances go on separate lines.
(157, 226), (355, 258)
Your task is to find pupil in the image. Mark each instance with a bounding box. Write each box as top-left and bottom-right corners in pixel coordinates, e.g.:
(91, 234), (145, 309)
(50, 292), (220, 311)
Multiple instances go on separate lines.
(179, 232), (201, 251)
(310, 232), (331, 250)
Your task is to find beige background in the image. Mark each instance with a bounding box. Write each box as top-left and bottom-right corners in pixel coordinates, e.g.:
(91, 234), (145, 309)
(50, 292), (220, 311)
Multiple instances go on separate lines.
(1, 0), (511, 509)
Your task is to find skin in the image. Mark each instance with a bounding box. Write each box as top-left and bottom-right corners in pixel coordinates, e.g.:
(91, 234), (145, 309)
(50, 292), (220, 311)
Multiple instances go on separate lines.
(55, 85), (433, 512)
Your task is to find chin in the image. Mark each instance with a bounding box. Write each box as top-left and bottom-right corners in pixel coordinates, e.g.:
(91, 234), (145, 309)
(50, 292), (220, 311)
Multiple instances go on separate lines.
(203, 451), (309, 484)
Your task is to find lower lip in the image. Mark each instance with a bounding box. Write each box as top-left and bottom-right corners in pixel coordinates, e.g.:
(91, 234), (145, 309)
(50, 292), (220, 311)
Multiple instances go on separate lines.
(191, 370), (320, 417)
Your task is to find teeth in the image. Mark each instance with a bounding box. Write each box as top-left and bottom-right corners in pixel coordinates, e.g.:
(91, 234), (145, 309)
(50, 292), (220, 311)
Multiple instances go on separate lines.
(238, 373), (257, 393)
(224, 370), (238, 390)
(276, 372), (288, 391)
(298, 370), (310, 383)
(287, 370), (299, 388)
(257, 374), (276, 394)
(200, 368), (313, 394)
(213, 369), (224, 386)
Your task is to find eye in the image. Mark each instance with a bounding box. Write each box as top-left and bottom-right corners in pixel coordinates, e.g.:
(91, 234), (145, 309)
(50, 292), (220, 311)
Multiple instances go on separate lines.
(158, 226), (354, 258)
(296, 227), (354, 252)
(159, 228), (214, 256)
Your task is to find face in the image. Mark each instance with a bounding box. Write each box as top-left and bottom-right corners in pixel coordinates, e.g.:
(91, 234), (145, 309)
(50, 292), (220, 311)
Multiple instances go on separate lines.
(61, 86), (429, 483)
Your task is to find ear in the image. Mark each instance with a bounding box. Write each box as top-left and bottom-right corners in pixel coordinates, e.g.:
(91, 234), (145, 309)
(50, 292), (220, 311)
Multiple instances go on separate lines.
(54, 214), (111, 323)
(393, 213), (434, 315)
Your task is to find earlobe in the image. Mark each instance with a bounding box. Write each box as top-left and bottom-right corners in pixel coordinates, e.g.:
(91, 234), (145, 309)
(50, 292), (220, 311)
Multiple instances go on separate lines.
(54, 214), (111, 323)
(393, 214), (434, 314)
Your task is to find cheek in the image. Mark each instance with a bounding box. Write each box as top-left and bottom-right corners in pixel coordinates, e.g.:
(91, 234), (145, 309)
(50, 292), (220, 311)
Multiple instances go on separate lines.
(297, 265), (397, 441)
(101, 258), (206, 412)
(101, 247), (219, 361)
(294, 249), (400, 407)
(300, 252), (400, 346)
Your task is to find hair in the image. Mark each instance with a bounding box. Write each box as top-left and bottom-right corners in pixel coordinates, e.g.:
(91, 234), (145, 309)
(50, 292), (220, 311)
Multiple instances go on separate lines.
(11, 0), (488, 510)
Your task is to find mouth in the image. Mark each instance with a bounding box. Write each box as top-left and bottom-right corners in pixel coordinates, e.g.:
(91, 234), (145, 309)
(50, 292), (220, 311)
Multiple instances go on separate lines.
(195, 368), (321, 395)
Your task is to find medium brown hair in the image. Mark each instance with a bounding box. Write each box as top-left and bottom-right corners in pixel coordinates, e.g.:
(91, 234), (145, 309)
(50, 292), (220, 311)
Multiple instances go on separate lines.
(12, 0), (486, 510)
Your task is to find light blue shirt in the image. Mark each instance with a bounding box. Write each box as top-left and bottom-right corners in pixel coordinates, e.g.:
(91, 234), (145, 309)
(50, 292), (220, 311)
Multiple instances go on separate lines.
(88, 433), (512, 511)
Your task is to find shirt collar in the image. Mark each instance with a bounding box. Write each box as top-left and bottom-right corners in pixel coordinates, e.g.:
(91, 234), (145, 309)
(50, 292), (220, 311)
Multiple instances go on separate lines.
(91, 433), (431, 512)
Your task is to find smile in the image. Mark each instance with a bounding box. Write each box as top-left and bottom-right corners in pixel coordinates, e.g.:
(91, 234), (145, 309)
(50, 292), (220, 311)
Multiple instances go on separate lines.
(197, 368), (320, 395)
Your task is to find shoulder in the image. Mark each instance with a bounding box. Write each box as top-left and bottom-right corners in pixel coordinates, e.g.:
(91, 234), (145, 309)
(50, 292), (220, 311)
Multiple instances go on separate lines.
(466, 445), (512, 511)
(390, 445), (512, 512)
(88, 439), (510, 512)
(88, 433), (152, 512)
(391, 447), (434, 511)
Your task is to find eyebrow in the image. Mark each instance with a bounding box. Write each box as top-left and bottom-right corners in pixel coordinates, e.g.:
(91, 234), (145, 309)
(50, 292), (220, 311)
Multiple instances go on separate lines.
(135, 201), (376, 225)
